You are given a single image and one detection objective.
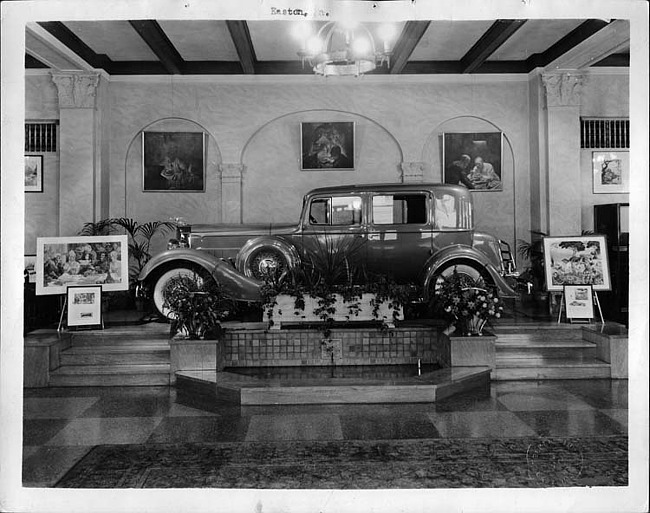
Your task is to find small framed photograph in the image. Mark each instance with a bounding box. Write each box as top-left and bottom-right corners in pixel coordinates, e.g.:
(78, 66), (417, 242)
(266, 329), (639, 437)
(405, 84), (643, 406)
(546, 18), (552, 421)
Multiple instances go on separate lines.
(301, 122), (355, 170)
(543, 235), (611, 292)
(564, 285), (594, 321)
(67, 285), (103, 329)
(24, 254), (37, 283)
(442, 132), (503, 191)
(143, 131), (205, 192)
(25, 155), (43, 192)
(592, 151), (629, 194)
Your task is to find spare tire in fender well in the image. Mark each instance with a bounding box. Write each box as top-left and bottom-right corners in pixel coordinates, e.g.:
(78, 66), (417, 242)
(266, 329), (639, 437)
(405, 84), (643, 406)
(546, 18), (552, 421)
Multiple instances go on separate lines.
(235, 236), (300, 280)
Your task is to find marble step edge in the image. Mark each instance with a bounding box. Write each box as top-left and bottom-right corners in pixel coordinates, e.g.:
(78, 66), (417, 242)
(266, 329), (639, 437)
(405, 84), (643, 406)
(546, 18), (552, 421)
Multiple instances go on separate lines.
(51, 363), (171, 375)
(494, 358), (610, 368)
(63, 345), (170, 354)
(495, 340), (596, 348)
(48, 374), (171, 386)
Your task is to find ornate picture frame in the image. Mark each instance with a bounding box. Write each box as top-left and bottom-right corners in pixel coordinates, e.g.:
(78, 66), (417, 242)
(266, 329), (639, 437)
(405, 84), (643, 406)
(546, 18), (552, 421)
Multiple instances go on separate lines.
(442, 132), (503, 191)
(592, 151), (629, 194)
(36, 235), (129, 296)
(67, 285), (103, 329)
(25, 155), (43, 192)
(542, 235), (611, 292)
(301, 122), (355, 170)
(142, 131), (205, 192)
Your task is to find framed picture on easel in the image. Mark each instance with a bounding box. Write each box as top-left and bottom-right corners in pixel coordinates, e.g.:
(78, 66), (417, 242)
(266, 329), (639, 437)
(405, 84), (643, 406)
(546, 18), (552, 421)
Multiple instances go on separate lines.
(66, 285), (103, 329)
(564, 285), (595, 322)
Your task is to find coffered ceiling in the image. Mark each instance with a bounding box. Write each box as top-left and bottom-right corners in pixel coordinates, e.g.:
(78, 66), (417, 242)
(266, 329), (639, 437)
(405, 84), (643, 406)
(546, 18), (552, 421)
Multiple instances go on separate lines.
(25, 18), (630, 76)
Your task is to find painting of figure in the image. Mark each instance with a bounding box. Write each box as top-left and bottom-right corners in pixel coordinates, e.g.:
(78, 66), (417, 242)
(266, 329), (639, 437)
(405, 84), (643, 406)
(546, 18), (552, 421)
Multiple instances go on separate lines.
(36, 235), (129, 295)
(443, 132), (503, 191)
(143, 132), (205, 191)
(301, 122), (354, 170)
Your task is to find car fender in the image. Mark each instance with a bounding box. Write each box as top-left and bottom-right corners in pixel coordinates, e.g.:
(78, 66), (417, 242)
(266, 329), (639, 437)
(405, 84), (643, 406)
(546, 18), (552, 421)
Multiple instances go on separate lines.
(422, 245), (517, 299)
(139, 248), (262, 302)
(235, 236), (301, 277)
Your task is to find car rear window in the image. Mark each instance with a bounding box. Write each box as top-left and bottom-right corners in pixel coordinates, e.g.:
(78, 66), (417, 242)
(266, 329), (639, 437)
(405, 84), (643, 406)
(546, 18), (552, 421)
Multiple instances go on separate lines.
(372, 194), (427, 225)
(309, 196), (362, 226)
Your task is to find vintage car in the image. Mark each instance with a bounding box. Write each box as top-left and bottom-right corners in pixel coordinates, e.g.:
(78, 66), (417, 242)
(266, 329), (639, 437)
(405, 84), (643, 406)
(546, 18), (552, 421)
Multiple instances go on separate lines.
(139, 183), (518, 317)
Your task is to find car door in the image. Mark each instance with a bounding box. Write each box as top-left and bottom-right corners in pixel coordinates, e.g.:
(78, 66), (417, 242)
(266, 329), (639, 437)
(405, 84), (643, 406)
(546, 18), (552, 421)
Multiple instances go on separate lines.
(300, 193), (367, 284)
(366, 191), (433, 282)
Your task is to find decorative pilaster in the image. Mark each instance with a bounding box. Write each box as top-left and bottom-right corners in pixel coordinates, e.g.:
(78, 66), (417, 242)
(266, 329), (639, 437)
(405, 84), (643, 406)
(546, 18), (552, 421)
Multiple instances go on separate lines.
(541, 72), (585, 235)
(50, 71), (101, 235)
(542, 72), (584, 108)
(400, 161), (426, 183)
(51, 71), (100, 109)
(219, 163), (244, 223)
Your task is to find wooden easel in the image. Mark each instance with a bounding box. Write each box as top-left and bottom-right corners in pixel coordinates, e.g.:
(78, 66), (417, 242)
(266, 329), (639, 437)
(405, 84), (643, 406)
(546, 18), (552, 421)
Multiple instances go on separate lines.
(557, 290), (604, 324)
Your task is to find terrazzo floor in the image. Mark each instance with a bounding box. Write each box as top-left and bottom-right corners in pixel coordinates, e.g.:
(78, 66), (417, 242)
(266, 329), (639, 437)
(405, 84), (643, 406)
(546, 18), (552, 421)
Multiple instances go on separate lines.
(22, 378), (628, 487)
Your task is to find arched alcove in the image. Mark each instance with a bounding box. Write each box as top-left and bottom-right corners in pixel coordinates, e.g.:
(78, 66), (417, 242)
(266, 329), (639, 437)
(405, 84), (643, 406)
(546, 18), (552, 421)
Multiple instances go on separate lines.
(123, 117), (222, 225)
(240, 109), (403, 224)
(421, 116), (519, 246)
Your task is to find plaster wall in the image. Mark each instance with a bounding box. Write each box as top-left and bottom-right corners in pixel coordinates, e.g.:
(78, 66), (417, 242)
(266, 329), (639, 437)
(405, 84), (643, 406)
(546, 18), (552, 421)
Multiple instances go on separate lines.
(108, 76), (531, 249)
(24, 72), (60, 254)
(579, 70), (630, 232)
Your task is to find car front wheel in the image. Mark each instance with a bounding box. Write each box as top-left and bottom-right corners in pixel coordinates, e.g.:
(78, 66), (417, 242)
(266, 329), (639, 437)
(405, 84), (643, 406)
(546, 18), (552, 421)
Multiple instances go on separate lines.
(151, 266), (207, 319)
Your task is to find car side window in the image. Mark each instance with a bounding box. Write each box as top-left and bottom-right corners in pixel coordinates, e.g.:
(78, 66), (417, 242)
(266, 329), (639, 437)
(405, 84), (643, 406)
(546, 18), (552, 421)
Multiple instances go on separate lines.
(309, 196), (362, 226)
(372, 194), (427, 225)
(433, 191), (473, 229)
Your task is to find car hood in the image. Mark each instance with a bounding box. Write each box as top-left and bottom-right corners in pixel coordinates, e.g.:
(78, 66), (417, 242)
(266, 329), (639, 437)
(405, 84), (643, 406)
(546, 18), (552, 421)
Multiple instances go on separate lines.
(189, 223), (299, 237)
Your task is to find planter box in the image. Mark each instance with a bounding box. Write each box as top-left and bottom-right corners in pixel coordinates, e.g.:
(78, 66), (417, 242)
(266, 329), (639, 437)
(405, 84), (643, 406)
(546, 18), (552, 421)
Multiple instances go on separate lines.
(447, 333), (497, 373)
(170, 337), (225, 384)
(270, 293), (403, 330)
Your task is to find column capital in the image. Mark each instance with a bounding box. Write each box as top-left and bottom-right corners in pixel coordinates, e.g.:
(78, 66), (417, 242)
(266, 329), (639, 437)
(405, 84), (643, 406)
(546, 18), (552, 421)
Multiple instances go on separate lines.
(542, 72), (585, 108)
(219, 163), (244, 183)
(51, 71), (100, 109)
(400, 161), (426, 183)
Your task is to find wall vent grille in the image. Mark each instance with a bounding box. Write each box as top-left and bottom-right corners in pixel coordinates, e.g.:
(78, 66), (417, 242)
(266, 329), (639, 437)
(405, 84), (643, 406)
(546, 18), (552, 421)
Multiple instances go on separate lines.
(25, 122), (58, 153)
(580, 118), (629, 149)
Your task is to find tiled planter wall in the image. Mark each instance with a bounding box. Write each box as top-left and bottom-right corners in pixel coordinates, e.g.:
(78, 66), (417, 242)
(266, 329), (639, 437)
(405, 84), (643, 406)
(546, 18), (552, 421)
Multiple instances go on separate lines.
(222, 327), (450, 368)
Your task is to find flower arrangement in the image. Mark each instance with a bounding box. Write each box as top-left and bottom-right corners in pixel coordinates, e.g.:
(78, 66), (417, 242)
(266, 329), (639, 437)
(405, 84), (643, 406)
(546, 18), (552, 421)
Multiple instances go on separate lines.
(433, 268), (503, 336)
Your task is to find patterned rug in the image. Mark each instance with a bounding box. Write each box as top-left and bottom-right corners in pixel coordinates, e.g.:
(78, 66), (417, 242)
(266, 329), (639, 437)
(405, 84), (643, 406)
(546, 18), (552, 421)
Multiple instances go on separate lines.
(56, 436), (628, 489)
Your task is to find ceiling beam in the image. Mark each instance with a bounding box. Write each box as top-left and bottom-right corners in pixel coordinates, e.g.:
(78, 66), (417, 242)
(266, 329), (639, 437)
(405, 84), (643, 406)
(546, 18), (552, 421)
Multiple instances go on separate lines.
(526, 19), (609, 70)
(226, 20), (256, 74)
(129, 20), (185, 75)
(390, 21), (430, 74)
(460, 19), (527, 74)
(544, 19), (629, 70)
(37, 21), (112, 70)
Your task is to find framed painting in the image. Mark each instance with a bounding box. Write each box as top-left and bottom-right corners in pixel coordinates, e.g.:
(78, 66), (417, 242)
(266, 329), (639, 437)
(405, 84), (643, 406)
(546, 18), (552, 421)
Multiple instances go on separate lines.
(143, 131), (205, 191)
(67, 285), (103, 329)
(36, 235), (129, 295)
(592, 151), (629, 194)
(25, 155), (43, 192)
(24, 254), (37, 283)
(564, 285), (595, 321)
(542, 235), (611, 292)
(442, 132), (503, 191)
(301, 122), (355, 170)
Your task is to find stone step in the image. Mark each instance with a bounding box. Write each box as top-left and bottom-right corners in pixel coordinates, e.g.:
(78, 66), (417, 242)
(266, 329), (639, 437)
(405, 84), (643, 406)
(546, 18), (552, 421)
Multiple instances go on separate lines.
(494, 329), (582, 342)
(49, 363), (170, 387)
(493, 358), (611, 380)
(68, 324), (170, 347)
(60, 350), (170, 366)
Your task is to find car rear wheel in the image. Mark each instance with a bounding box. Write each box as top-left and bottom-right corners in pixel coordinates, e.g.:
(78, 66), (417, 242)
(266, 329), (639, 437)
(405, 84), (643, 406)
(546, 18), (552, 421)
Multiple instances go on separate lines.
(151, 266), (208, 319)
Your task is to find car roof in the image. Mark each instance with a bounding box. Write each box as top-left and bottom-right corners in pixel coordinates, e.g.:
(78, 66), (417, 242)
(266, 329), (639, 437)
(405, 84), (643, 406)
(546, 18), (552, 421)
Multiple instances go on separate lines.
(305, 182), (470, 197)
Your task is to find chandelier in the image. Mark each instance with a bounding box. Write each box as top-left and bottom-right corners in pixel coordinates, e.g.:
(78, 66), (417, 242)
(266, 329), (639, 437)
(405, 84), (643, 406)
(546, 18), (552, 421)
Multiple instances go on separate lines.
(296, 21), (395, 77)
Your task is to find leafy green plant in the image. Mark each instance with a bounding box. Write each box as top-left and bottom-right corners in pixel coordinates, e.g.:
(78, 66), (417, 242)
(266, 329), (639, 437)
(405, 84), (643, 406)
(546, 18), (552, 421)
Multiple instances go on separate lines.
(162, 271), (234, 340)
(516, 230), (547, 294)
(79, 217), (177, 286)
(432, 268), (503, 336)
(260, 235), (415, 337)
